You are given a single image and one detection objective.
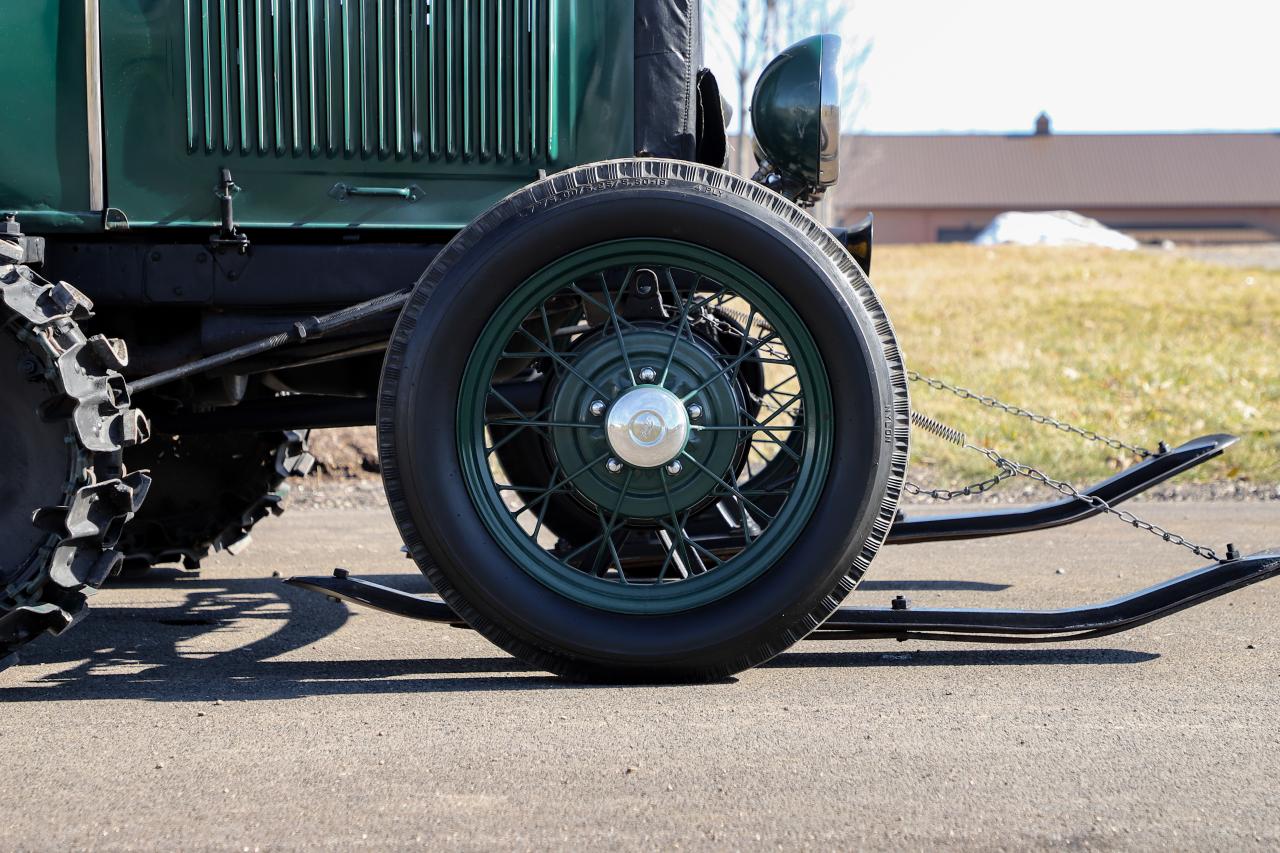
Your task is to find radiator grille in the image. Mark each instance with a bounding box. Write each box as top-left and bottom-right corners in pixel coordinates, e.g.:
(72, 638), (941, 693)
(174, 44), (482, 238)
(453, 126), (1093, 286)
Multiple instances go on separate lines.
(181, 0), (555, 163)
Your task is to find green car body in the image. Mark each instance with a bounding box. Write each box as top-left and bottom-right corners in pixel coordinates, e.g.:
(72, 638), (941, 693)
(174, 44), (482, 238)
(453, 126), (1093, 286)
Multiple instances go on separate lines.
(1, 0), (638, 233)
(1, 1), (841, 239)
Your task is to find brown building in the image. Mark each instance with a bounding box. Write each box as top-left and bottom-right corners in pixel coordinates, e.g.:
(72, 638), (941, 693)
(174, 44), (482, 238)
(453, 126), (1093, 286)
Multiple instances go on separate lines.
(836, 117), (1280, 244)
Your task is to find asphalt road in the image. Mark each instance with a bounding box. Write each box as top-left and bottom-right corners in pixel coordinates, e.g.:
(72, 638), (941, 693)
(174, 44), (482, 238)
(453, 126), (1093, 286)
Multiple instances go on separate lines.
(2, 501), (1277, 850)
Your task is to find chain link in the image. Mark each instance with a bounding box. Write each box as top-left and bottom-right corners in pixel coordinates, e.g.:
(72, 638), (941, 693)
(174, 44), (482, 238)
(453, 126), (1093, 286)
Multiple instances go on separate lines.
(965, 444), (1221, 562)
(907, 370), (1156, 459)
(902, 373), (1222, 560)
(904, 462), (1019, 501)
(905, 410), (1020, 500)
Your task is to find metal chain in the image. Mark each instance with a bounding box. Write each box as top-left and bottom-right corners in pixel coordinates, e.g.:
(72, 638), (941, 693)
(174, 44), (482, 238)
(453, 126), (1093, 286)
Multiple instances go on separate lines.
(903, 383), (1221, 559)
(904, 410), (1020, 500)
(965, 443), (1221, 562)
(910, 406), (1221, 559)
(903, 463), (1018, 501)
(907, 370), (1156, 459)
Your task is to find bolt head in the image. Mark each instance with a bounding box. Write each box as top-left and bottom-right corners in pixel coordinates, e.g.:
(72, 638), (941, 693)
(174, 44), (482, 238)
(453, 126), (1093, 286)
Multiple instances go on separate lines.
(606, 458), (624, 474)
(687, 403), (703, 420)
(637, 367), (658, 384)
(665, 460), (683, 476)
(589, 399), (607, 417)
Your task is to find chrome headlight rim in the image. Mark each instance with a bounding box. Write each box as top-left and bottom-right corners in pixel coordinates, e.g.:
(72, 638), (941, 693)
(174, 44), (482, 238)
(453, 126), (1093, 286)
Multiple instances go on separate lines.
(817, 34), (841, 188)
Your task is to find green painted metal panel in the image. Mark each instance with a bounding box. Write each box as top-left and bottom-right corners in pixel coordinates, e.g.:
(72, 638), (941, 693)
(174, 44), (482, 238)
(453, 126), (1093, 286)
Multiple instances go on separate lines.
(97, 0), (635, 230)
(0, 2), (97, 230)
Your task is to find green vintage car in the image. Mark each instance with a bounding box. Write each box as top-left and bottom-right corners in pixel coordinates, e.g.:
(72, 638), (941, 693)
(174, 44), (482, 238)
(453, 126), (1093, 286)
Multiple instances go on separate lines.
(2, 1), (1272, 681)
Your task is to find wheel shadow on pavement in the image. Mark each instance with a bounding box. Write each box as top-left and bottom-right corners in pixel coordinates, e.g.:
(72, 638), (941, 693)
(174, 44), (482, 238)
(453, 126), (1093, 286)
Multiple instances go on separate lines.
(0, 574), (570, 702)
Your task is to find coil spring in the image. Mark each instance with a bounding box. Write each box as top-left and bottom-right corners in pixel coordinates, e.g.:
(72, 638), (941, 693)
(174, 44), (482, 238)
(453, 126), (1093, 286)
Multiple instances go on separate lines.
(910, 410), (966, 447)
(715, 306), (773, 336)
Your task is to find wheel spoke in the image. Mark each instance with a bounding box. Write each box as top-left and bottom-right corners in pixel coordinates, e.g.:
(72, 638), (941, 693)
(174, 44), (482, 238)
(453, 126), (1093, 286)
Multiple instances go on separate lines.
(570, 273), (636, 384)
(681, 332), (780, 402)
(657, 516), (713, 576)
(735, 306), (758, 361)
(658, 472), (698, 581)
(559, 529), (609, 566)
(658, 277), (731, 336)
(746, 429), (802, 463)
(487, 385), (533, 419)
(748, 390), (805, 429)
(684, 531), (726, 568)
(693, 423), (805, 433)
(747, 444), (776, 472)
(510, 451), (611, 520)
(485, 402), (556, 456)
(531, 463), (562, 541)
(516, 327), (610, 398)
(590, 511), (631, 583)
(654, 527), (686, 582)
(679, 451), (776, 522)
(493, 418), (597, 429)
(589, 469), (634, 580)
(660, 277), (728, 384)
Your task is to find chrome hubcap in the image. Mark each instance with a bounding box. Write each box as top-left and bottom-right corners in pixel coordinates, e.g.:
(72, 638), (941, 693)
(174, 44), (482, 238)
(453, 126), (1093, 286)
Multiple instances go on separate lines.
(605, 385), (689, 469)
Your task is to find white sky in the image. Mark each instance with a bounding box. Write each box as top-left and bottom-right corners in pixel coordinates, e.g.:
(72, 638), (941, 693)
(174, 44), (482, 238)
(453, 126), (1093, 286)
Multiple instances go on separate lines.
(703, 0), (1280, 134)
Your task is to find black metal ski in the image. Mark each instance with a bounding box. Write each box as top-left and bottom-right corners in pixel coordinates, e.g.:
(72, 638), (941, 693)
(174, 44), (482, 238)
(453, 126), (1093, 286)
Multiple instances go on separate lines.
(287, 548), (1280, 647)
(287, 569), (461, 624)
(813, 549), (1280, 642)
(888, 433), (1234, 544)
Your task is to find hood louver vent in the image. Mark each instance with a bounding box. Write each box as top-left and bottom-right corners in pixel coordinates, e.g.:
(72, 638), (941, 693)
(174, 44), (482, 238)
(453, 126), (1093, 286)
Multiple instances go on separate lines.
(181, 0), (555, 163)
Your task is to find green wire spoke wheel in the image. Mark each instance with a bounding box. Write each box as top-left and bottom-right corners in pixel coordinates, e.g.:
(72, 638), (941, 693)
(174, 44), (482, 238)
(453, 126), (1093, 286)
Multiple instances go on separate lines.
(460, 240), (830, 612)
(379, 160), (908, 682)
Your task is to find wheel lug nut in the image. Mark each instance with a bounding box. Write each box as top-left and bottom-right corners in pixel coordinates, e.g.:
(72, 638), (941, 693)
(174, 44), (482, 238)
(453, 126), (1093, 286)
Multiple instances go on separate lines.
(687, 404), (703, 420)
(665, 460), (683, 476)
(589, 399), (606, 417)
(606, 458), (624, 474)
(637, 367), (657, 384)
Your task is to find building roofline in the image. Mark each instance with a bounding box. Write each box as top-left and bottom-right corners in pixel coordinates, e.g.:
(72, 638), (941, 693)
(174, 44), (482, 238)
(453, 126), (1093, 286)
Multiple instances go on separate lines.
(842, 130), (1280, 140)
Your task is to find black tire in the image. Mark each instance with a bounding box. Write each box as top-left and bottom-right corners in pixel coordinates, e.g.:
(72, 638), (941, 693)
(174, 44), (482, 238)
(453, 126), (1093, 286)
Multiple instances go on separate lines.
(118, 430), (314, 572)
(379, 159), (909, 682)
(0, 262), (150, 657)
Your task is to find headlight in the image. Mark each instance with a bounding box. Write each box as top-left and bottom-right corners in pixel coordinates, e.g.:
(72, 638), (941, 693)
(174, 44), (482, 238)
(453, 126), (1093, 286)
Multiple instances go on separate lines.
(749, 34), (841, 205)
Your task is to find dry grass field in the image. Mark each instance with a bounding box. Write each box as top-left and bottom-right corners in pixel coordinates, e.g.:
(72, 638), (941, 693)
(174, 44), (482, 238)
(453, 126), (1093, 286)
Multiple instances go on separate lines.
(874, 244), (1279, 487)
(307, 245), (1279, 492)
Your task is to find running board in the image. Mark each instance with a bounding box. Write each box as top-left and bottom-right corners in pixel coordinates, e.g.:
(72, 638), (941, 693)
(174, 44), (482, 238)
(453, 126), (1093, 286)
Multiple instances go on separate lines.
(888, 433), (1236, 544)
(813, 549), (1280, 642)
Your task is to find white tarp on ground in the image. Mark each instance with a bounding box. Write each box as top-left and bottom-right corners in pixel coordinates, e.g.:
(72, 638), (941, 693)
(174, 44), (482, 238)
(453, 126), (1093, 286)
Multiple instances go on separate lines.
(973, 210), (1139, 250)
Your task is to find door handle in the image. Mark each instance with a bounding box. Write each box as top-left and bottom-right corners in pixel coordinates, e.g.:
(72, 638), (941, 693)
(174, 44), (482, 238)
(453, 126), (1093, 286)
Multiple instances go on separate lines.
(328, 183), (424, 202)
